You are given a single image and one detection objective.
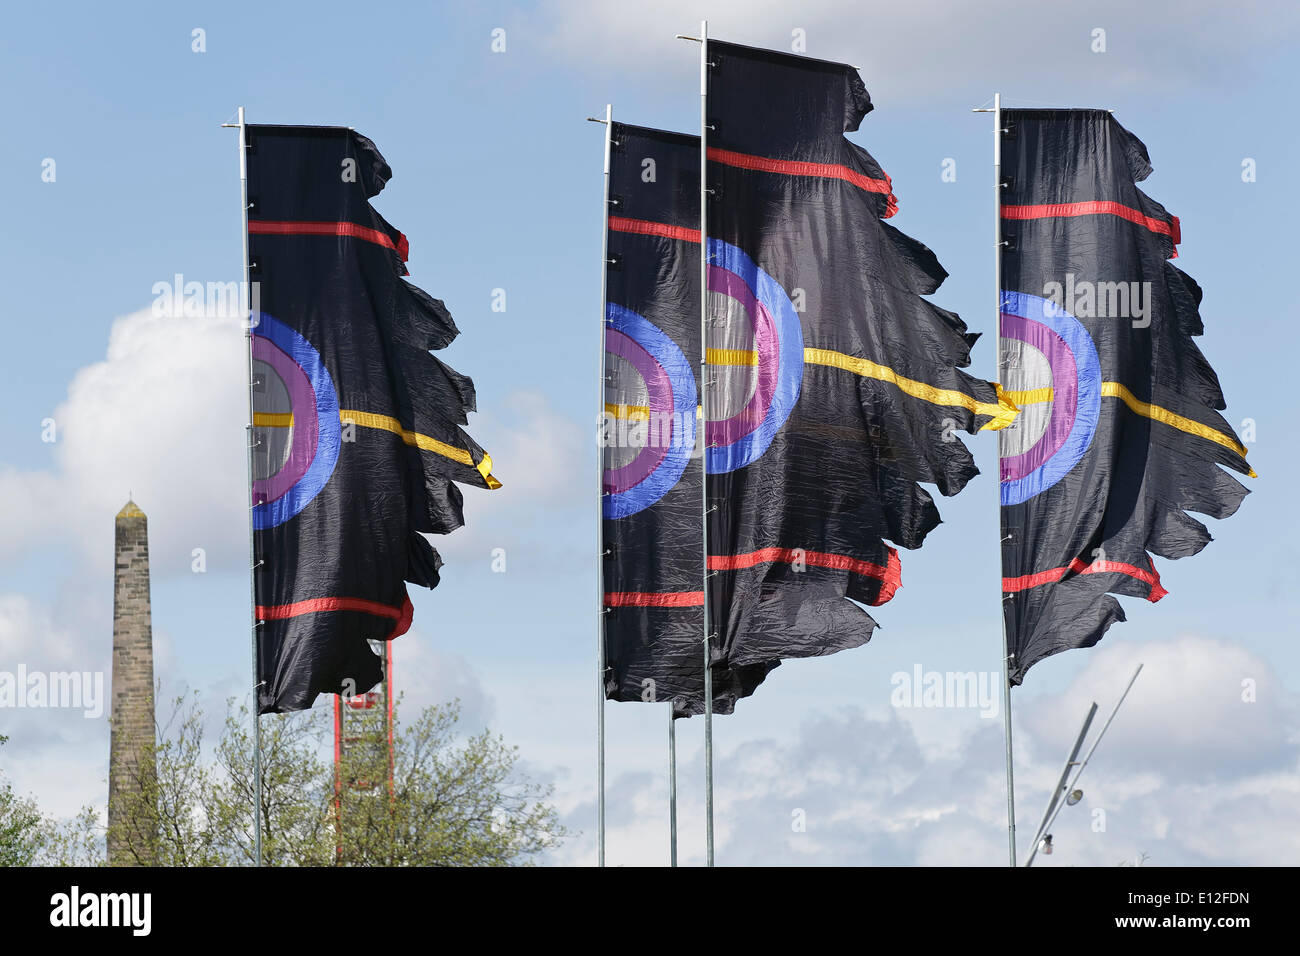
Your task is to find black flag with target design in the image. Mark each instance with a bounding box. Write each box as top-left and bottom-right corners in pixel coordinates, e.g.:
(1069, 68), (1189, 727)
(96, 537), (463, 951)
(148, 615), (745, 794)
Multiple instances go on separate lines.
(247, 124), (499, 714)
(702, 41), (1015, 674)
(998, 109), (1251, 684)
(601, 122), (776, 717)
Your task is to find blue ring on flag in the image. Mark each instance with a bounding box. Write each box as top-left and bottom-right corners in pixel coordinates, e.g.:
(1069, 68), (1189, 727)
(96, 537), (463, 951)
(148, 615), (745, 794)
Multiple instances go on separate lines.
(252, 313), (342, 529)
(999, 291), (1101, 506)
(603, 304), (697, 519)
(705, 239), (804, 475)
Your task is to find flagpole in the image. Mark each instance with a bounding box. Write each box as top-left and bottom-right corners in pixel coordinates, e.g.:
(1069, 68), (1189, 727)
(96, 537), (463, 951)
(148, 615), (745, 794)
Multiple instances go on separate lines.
(668, 707), (678, 867)
(992, 91), (1017, 869)
(698, 17), (716, 869)
(595, 102), (613, 869)
(235, 105), (263, 868)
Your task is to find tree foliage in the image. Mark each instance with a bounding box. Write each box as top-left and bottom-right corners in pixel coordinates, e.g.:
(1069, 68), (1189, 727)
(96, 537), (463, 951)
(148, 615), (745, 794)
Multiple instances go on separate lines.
(33, 696), (564, 867)
(0, 735), (43, 867)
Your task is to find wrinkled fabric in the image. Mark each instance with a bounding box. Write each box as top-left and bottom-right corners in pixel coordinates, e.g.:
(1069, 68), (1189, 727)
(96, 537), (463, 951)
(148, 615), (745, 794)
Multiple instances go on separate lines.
(999, 110), (1251, 684)
(248, 125), (498, 714)
(601, 123), (776, 718)
(705, 41), (1011, 673)
(602, 45), (1012, 718)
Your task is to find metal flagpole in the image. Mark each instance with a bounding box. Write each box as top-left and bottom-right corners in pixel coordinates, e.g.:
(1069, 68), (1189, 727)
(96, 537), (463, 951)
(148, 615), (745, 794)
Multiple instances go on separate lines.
(993, 92), (1018, 869)
(697, 18), (716, 869)
(228, 105), (263, 867)
(974, 92), (1017, 867)
(594, 103), (613, 868)
(668, 707), (678, 867)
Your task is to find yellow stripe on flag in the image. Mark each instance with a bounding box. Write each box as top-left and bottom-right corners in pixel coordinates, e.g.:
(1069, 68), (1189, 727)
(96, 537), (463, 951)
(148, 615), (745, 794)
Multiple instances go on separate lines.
(1004, 387), (1054, 407)
(253, 412), (294, 428)
(803, 347), (1019, 431)
(604, 403), (650, 420)
(706, 348), (759, 366)
(339, 409), (502, 489)
(1100, 382), (1254, 473)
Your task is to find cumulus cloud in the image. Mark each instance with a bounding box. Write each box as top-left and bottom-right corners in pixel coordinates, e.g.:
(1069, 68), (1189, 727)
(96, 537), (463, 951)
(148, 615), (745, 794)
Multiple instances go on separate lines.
(0, 306), (587, 581)
(0, 305), (248, 577)
(565, 634), (1300, 866)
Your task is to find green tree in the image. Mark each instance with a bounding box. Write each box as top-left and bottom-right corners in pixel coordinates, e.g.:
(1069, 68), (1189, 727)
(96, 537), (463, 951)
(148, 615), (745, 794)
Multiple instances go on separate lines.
(0, 736), (43, 867)
(334, 700), (564, 866)
(33, 697), (564, 867)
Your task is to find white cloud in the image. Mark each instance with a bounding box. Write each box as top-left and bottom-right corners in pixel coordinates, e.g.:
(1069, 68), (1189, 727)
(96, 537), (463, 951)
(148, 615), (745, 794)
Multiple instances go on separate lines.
(564, 634), (1300, 866)
(527, 0), (1296, 105)
(0, 306), (248, 577)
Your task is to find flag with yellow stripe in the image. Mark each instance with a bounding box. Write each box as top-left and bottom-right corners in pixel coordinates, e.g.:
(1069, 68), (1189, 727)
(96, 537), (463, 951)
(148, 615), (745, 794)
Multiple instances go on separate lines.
(998, 109), (1251, 683)
(247, 124), (499, 714)
(701, 40), (1016, 672)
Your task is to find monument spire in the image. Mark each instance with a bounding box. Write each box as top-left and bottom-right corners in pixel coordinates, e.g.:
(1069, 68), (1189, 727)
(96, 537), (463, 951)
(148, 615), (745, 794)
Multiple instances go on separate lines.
(108, 498), (157, 865)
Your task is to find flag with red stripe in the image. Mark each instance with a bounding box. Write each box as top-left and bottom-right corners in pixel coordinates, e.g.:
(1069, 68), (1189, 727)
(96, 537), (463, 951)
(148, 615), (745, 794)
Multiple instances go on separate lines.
(998, 109), (1251, 683)
(601, 122), (775, 717)
(247, 125), (499, 713)
(703, 41), (1012, 670)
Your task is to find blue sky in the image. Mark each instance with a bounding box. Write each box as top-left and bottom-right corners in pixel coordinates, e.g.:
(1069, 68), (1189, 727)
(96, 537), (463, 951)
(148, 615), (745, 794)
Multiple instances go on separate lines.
(2, 0), (1298, 866)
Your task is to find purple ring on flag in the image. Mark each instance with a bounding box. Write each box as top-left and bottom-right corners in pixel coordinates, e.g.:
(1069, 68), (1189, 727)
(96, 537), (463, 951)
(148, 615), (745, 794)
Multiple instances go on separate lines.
(603, 329), (671, 494)
(999, 314), (1077, 481)
(252, 313), (342, 530)
(252, 335), (319, 505)
(603, 304), (697, 520)
(706, 264), (778, 447)
(999, 292), (1101, 506)
(704, 239), (803, 475)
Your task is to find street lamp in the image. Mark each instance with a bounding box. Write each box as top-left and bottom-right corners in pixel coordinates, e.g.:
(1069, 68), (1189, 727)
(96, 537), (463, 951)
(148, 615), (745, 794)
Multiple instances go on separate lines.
(1023, 664), (1144, 866)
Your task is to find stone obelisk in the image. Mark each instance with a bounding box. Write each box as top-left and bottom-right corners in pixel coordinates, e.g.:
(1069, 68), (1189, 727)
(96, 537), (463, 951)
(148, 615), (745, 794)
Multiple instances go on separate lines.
(108, 499), (157, 866)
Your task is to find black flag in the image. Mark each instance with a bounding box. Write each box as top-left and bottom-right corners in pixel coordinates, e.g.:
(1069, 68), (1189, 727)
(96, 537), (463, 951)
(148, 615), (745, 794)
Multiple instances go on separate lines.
(998, 109), (1251, 683)
(247, 125), (499, 714)
(704, 42), (1015, 672)
(601, 122), (776, 717)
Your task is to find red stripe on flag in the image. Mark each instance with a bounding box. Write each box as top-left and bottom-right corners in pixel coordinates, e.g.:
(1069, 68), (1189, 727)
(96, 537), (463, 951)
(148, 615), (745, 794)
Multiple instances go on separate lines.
(608, 216), (701, 243)
(708, 547), (902, 606)
(1002, 557), (1167, 602)
(256, 596), (406, 621)
(604, 591), (706, 608)
(249, 220), (409, 260)
(707, 147), (898, 217)
(1001, 201), (1180, 253)
(258, 594), (414, 640)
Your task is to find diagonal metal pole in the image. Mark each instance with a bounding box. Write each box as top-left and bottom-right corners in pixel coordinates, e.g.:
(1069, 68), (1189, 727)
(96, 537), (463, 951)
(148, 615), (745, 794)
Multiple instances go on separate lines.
(1024, 701), (1097, 866)
(1025, 664), (1144, 866)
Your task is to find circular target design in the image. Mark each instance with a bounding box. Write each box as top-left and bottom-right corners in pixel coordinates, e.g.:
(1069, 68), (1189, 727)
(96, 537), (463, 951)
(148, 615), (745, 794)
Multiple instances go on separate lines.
(999, 291), (1101, 506)
(704, 239), (804, 475)
(603, 304), (697, 519)
(251, 313), (342, 530)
